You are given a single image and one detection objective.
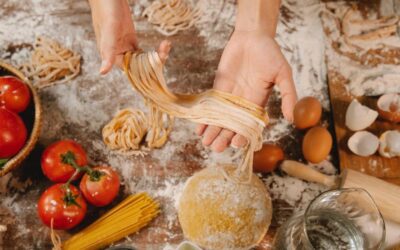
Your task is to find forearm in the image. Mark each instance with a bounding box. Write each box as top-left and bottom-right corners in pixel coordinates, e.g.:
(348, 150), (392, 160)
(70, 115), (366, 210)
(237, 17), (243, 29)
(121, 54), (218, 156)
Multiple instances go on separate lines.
(235, 0), (281, 37)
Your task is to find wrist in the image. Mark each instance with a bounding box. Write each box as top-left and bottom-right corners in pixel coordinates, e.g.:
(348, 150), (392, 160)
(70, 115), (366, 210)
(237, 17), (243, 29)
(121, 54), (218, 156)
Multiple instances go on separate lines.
(235, 0), (280, 37)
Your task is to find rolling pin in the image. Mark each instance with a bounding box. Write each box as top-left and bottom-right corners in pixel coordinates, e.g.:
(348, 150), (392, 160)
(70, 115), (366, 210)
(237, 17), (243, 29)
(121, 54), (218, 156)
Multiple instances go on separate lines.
(281, 160), (400, 224)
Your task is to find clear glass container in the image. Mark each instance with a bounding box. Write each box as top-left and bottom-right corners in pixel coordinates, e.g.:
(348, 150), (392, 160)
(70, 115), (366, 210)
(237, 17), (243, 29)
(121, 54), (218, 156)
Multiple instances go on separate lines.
(273, 188), (386, 250)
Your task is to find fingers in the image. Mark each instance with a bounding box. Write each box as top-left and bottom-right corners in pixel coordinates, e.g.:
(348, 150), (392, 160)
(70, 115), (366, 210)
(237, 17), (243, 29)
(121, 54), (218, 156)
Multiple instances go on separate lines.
(157, 40), (172, 64)
(276, 66), (298, 122)
(201, 125), (222, 146)
(231, 134), (248, 148)
(196, 124), (207, 136)
(211, 129), (235, 152)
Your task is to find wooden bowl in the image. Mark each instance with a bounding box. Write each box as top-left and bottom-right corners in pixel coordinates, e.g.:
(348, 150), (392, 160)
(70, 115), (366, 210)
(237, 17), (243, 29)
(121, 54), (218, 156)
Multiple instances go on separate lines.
(0, 61), (41, 177)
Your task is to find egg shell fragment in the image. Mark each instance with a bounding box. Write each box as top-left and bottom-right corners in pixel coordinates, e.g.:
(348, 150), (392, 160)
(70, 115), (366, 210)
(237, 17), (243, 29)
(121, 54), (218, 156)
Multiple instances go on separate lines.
(348, 131), (379, 157)
(377, 93), (400, 123)
(345, 99), (378, 131)
(379, 130), (400, 158)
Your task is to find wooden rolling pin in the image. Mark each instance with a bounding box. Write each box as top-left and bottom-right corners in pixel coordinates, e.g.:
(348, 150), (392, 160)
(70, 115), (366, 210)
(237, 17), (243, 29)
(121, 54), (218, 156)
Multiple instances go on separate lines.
(281, 160), (400, 224)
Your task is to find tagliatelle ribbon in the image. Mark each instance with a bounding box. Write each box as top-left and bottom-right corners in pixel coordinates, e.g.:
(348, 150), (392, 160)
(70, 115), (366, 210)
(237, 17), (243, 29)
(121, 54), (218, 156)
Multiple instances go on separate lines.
(121, 50), (268, 182)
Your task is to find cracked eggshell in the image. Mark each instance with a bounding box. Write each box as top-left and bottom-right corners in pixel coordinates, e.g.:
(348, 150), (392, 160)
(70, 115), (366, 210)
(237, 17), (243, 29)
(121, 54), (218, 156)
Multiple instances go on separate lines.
(345, 99), (378, 131)
(377, 93), (400, 123)
(379, 130), (400, 158)
(348, 131), (379, 157)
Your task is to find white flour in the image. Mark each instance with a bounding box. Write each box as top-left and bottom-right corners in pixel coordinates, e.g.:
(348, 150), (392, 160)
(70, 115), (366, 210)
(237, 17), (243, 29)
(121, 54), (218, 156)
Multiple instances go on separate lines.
(322, 2), (400, 97)
(0, 0), (338, 248)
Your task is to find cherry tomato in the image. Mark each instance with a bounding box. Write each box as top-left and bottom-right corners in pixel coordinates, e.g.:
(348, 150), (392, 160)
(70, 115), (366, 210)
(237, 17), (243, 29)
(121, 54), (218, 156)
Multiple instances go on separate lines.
(38, 184), (87, 230)
(41, 140), (88, 183)
(80, 166), (120, 207)
(0, 108), (27, 158)
(253, 144), (285, 173)
(0, 76), (31, 113)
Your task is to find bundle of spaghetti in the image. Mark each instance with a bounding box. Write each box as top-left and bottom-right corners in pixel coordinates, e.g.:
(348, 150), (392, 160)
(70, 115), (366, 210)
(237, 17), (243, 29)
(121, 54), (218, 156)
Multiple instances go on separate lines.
(20, 37), (81, 88)
(62, 193), (159, 250)
(143, 0), (203, 36)
(122, 51), (269, 182)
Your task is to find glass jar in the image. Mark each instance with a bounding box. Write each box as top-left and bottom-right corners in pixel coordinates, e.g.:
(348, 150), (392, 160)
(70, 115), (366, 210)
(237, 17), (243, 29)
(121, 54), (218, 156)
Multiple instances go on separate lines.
(273, 188), (386, 250)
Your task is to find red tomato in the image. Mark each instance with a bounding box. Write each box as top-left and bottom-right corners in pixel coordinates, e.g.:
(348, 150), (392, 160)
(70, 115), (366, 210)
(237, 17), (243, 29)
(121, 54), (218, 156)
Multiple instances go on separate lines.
(41, 140), (88, 182)
(38, 184), (87, 230)
(0, 108), (27, 158)
(0, 76), (31, 113)
(80, 166), (120, 207)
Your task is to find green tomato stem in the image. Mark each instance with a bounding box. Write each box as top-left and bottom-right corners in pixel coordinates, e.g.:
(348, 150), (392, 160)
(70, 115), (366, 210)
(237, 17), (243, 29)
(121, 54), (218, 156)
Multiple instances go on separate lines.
(0, 158), (8, 169)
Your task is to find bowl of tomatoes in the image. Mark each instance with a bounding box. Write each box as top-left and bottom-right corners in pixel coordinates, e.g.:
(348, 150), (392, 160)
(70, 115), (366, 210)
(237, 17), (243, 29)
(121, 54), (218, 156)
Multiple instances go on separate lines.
(0, 61), (41, 176)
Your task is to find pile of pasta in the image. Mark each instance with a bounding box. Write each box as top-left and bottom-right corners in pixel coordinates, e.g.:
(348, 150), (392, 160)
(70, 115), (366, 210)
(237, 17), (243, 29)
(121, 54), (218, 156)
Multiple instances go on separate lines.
(20, 37), (81, 88)
(102, 108), (173, 154)
(102, 50), (268, 181)
(143, 0), (203, 36)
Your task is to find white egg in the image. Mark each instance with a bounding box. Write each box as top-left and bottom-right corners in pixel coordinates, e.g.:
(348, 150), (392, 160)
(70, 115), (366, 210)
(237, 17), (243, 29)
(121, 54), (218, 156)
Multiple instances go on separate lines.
(345, 99), (378, 131)
(348, 131), (379, 157)
(379, 130), (400, 158)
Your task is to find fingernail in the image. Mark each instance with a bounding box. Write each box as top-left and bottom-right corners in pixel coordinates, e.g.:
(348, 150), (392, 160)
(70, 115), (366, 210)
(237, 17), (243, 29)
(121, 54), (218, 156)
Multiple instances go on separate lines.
(100, 60), (108, 74)
(230, 143), (239, 149)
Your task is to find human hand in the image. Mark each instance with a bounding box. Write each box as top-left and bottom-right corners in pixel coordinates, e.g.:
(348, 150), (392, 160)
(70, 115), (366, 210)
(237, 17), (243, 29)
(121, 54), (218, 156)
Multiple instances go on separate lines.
(197, 30), (297, 152)
(89, 0), (138, 74)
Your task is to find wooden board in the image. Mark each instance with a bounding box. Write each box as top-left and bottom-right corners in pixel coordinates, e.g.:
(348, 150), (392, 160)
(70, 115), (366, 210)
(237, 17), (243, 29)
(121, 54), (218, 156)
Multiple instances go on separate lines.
(325, 5), (400, 184)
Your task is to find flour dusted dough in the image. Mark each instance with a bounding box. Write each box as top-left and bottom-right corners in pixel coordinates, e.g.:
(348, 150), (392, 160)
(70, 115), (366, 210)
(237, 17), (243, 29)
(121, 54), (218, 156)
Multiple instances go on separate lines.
(178, 165), (272, 250)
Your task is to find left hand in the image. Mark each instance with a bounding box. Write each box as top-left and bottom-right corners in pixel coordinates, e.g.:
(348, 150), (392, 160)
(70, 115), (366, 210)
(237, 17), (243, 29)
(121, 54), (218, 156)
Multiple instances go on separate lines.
(197, 30), (297, 152)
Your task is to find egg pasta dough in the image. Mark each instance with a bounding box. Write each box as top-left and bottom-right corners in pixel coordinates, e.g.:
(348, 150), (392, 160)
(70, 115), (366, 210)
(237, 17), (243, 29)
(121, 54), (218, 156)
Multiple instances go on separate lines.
(62, 193), (160, 250)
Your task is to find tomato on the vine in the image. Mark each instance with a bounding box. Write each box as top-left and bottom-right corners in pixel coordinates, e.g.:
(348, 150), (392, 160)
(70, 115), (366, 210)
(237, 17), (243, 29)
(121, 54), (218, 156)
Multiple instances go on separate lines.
(41, 140), (88, 182)
(0, 108), (27, 158)
(0, 76), (31, 113)
(80, 166), (120, 207)
(37, 184), (87, 230)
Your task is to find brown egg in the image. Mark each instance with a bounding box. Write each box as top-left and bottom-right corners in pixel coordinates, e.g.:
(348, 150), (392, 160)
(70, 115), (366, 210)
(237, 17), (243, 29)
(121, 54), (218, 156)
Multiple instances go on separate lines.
(293, 97), (322, 129)
(302, 126), (332, 163)
(253, 144), (285, 173)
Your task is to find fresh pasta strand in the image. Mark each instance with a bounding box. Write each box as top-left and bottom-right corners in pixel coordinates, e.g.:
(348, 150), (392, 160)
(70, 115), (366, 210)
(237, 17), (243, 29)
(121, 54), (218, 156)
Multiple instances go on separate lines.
(103, 108), (148, 151)
(102, 107), (173, 153)
(143, 0), (203, 36)
(20, 37), (81, 88)
(122, 51), (268, 182)
(62, 193), (160, 250)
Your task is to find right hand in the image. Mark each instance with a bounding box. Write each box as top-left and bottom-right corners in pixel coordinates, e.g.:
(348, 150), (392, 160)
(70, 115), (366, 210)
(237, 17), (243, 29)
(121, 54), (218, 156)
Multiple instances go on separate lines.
(89, 0), (138, 74)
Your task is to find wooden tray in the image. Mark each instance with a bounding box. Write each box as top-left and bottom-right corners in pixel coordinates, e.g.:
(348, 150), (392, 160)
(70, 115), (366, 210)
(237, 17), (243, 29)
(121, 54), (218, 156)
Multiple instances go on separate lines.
(327, 69), (400, 185)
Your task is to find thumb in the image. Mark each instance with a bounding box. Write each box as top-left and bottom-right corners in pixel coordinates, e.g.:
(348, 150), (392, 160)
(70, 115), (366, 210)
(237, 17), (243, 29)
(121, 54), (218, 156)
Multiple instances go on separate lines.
(99, 28), (118, 75)
(275, 66), (297, 122)
(157, 40), (172, 64)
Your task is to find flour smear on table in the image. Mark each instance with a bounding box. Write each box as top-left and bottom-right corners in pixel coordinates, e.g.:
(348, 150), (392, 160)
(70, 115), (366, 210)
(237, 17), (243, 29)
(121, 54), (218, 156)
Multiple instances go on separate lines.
(0, 0), (336, 249)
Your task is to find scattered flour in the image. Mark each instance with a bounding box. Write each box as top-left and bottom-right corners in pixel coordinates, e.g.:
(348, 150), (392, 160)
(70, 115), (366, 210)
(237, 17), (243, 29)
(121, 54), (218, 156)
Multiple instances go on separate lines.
(0, 0), (341, 248)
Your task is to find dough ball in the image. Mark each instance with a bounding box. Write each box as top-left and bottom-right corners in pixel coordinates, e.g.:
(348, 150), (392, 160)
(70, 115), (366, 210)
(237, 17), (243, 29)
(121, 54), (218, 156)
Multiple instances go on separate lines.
(178, 166), (272, 250)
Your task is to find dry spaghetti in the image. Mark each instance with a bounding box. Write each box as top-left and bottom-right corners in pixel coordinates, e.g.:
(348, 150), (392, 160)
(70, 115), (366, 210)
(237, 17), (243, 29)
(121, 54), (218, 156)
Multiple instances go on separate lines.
(20, 37), (81, 88)
(143, 0), (202, 36)
(62, 193), (159, 250)
(121, 51), (268, 182)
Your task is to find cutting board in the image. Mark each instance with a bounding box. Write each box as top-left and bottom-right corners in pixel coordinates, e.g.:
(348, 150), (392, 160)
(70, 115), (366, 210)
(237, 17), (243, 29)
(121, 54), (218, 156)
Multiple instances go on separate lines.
(327, 69), (400, 185)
